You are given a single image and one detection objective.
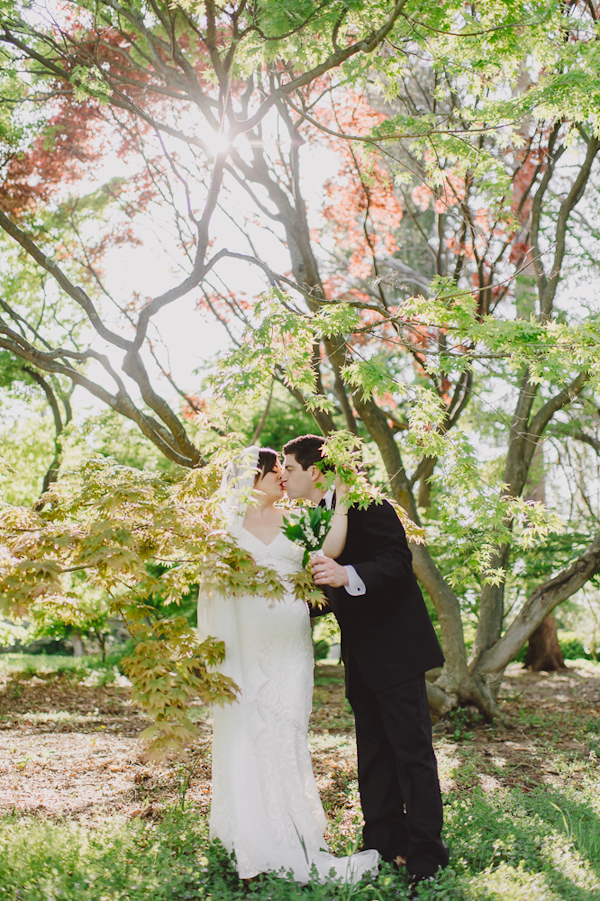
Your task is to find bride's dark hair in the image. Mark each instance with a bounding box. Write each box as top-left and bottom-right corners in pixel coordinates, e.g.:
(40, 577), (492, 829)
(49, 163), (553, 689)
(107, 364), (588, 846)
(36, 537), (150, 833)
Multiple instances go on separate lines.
(255, 448), (279, 484)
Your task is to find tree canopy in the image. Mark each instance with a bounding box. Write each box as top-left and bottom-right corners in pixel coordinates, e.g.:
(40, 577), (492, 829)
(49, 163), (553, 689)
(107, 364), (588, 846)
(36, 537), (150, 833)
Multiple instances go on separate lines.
(2, 0), (600, 747)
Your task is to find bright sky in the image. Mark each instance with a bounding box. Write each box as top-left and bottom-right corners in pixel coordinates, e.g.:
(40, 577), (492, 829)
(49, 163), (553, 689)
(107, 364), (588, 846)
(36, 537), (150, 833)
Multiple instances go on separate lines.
(88, 133), (340, 407)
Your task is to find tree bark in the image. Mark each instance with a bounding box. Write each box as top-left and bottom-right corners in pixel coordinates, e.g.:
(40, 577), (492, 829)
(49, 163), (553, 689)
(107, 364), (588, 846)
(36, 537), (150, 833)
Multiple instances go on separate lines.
(478, 530), (600, 680)
(523, 614), (566, 672)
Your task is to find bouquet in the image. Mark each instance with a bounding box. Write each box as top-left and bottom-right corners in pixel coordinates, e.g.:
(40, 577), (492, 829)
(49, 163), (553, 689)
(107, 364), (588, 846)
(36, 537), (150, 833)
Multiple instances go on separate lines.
(282, 505), (334, 568)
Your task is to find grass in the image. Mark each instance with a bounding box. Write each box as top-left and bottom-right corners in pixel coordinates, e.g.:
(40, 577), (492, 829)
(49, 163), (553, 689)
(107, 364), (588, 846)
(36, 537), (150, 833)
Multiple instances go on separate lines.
(0, 652), (126, 687)
(0, 653), (90, 676)
(0, 807), (212, 901)
(311, 663), (355, 732)
(0, 654), (599, 900)
(2, 786), (599, 900)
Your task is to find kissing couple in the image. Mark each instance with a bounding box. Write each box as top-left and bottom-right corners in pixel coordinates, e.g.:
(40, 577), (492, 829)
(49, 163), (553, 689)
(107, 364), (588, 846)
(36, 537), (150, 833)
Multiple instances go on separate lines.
(197, 435), (449, 889)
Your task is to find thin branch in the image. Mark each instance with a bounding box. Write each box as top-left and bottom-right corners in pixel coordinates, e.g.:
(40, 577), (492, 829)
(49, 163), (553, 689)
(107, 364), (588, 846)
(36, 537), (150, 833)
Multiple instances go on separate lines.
(250, 379), (274, 445)
(0, 208), (131, 351)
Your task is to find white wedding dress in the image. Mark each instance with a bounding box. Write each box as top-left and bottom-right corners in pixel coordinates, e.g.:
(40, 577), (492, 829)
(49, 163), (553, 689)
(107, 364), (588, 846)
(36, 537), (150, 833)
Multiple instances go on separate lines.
(198, 513), (379, 884)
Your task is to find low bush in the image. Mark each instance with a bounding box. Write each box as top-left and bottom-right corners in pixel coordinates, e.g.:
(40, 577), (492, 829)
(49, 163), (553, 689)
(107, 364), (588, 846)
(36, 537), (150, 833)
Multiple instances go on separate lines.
(514, 632), (596, 665)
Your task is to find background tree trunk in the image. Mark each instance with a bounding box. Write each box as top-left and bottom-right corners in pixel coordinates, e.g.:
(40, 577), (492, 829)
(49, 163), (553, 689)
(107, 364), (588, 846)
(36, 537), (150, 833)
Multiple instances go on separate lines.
(523, 614), (566, 671)
(71, 632), (85, 657)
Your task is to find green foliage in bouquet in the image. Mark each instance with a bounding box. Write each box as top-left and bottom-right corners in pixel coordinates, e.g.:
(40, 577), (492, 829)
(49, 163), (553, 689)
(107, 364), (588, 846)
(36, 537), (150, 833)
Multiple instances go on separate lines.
(282, 506), (334, 568)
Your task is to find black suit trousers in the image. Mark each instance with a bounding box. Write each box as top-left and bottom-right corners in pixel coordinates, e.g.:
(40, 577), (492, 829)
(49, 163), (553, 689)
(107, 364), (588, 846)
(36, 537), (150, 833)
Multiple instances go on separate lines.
(347, 664), (449, 877)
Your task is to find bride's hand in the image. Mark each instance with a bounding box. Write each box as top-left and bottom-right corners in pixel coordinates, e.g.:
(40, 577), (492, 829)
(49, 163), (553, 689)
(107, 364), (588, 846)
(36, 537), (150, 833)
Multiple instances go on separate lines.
(321, 474), (350, 559)
(334, 473), (350, 512)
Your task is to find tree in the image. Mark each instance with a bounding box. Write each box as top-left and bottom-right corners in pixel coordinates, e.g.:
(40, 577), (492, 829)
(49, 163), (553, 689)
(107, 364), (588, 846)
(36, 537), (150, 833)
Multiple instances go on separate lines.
(0, 449), (325, 753)
(208, 0), (600, 714)
(0, 0), (410, 462)
(1, 0), (600, 733)
(523, 614), (566, 672)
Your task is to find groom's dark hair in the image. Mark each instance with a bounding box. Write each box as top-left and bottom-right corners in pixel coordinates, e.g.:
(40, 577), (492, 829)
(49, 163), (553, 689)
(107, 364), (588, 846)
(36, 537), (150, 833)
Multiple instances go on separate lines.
(283, 434), (331, 471)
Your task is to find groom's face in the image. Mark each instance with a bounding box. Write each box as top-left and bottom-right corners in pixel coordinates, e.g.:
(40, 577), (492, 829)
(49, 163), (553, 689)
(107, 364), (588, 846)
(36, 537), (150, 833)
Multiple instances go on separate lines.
(281, 454), (321, 501)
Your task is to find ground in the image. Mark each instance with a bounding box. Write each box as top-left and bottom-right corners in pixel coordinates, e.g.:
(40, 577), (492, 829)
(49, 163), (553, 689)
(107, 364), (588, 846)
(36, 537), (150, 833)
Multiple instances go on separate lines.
(0, 658), (598, 823)
(0, 655), (600, 901)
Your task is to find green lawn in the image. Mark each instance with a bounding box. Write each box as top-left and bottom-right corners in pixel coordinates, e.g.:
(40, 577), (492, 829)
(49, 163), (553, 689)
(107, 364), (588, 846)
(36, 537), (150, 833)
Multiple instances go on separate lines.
(0, 655), (598, 900)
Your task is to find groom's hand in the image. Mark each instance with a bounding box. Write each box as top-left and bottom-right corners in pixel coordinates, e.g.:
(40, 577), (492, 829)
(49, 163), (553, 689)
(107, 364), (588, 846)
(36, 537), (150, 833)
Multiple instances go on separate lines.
(311, 555), (349, 588)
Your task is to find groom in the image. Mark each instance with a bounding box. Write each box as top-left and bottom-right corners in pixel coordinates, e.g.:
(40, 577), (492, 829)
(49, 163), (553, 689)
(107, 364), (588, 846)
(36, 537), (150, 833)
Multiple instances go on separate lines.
(281, 434), (449, 886)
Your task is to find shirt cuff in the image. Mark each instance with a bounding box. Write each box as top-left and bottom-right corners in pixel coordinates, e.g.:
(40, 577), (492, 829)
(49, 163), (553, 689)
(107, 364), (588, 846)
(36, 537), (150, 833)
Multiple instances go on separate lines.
(344, 565), (366, 596)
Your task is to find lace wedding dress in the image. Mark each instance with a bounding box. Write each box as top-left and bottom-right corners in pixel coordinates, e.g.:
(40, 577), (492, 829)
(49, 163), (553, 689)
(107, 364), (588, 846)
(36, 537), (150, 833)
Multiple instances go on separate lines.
(198, 470), (379, 884)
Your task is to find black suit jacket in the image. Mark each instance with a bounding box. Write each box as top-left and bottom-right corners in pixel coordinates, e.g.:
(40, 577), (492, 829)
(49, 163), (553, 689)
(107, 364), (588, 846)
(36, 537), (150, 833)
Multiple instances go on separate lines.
(323, 500), (444, 693)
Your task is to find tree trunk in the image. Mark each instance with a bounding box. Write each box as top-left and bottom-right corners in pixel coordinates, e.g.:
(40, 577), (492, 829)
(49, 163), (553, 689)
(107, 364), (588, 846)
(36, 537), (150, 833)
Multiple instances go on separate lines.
(523, 614), (566, 671)
(71, 631), (85, 657)
(94, 629), (107, 662)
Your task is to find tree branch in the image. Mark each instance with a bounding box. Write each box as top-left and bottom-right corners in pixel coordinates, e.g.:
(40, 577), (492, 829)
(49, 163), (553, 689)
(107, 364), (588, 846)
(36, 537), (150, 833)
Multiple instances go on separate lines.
(541, 135), (600, 319)
(479, 531), (600, 675)
(229, 0), (411, 137)
(0, 208), (131, 351)
(0, 330), (198, 467)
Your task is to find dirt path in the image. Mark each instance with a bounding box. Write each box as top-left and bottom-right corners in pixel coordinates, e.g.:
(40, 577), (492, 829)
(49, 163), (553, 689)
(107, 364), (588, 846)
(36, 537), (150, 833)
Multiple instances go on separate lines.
(0, 661), (598, 827)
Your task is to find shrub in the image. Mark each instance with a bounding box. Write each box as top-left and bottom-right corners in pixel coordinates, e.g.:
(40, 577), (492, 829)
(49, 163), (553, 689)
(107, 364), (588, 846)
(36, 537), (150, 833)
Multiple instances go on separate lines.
(514, 632), (595, 665)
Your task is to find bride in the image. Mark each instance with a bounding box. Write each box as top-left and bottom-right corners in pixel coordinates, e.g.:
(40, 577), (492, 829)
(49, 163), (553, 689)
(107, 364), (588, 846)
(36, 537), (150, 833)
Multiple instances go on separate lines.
(197, 445), (379, 884)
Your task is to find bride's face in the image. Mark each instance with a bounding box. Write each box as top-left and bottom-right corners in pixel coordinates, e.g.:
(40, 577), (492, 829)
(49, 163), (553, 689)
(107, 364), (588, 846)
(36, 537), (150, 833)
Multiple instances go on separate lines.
(255, 461), (284, 501)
